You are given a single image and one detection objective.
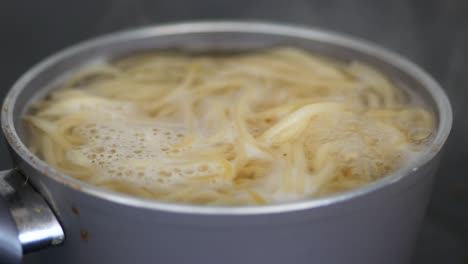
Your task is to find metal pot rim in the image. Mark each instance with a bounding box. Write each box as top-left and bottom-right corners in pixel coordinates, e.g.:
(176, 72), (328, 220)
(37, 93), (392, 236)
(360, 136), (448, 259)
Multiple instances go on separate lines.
(0, 21), (453, 215)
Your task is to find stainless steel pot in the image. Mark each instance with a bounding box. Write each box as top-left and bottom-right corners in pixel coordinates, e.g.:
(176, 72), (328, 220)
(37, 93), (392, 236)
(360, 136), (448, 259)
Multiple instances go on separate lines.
(0, 21), (452, 264)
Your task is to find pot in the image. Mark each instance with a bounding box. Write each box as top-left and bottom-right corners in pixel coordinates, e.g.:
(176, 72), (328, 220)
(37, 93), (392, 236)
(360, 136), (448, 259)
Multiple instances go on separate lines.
(0, 21), (452, 264)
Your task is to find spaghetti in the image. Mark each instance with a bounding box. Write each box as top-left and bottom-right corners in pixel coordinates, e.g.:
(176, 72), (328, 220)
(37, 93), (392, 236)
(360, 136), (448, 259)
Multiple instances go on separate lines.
(25, 47), (435, 205)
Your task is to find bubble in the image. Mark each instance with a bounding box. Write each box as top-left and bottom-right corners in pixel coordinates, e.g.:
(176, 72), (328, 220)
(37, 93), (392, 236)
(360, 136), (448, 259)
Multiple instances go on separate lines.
(159, 170), (172, 177)
(156, 179), (165, 184)
(68, 120), (230, 189)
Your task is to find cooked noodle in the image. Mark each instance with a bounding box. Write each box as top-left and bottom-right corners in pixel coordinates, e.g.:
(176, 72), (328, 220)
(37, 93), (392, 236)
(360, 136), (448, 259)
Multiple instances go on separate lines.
(25, 47), (435, 205)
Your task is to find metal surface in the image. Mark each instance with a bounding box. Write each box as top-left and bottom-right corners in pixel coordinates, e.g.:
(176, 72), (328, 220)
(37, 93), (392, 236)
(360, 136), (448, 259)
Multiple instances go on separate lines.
(0, 172), (22, 264)
(0, 169), (64, 259)
(0, 22), (453, 264)
(17, 155), (439, 264)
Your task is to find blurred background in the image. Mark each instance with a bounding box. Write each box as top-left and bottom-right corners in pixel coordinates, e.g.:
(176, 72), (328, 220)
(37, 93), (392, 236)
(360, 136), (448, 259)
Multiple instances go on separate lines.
(1, 0), (467, 263)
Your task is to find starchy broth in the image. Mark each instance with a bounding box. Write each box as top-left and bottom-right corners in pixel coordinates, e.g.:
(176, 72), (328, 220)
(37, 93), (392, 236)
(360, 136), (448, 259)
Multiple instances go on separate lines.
(25, 47), (435, 205)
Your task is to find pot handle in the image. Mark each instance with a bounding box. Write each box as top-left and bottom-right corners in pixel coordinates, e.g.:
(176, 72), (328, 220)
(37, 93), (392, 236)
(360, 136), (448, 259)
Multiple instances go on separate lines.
(0, 169), (65, 264)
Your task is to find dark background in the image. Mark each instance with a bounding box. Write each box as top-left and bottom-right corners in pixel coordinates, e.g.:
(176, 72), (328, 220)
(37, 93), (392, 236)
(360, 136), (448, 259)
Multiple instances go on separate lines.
(1, 0), (467, 263)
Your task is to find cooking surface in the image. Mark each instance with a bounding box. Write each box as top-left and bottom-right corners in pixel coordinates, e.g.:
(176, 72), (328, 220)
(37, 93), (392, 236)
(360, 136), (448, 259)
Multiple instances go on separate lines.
(1, 0), (467, 263)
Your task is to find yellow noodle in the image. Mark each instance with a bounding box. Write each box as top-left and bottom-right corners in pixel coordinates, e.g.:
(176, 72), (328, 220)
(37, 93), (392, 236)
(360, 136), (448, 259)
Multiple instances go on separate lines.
(25, 47), (435, 205)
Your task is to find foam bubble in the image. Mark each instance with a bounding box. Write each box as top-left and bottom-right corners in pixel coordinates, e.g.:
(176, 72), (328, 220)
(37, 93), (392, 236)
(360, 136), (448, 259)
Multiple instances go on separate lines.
(69, 120), (227, 188)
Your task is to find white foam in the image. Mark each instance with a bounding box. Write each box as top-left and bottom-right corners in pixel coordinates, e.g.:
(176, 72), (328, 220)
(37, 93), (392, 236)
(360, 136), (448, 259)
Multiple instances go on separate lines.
(69, 120), (227, 188)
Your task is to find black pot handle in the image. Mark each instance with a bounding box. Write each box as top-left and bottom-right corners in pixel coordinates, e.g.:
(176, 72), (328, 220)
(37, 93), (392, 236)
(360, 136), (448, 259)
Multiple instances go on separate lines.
(0, 169), (65, 264)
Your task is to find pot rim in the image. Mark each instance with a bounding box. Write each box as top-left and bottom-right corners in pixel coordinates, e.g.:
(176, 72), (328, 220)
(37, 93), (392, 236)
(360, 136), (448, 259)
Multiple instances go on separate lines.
(1, 21), (452, 215)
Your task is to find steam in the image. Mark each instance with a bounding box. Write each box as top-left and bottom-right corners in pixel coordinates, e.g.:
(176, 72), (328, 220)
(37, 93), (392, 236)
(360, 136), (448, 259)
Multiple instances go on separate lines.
(95, 0), (151, 34)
